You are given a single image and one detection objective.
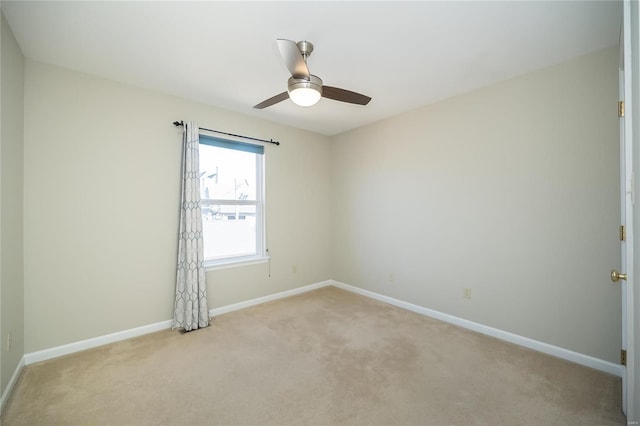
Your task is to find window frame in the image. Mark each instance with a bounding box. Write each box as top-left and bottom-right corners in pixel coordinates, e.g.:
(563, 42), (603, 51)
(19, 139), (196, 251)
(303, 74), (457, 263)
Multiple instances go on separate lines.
(198, 134), (268, 270)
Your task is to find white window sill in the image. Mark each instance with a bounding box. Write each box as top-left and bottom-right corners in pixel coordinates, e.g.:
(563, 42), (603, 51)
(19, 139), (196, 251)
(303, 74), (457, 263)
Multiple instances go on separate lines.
(204, 256), (270, 272)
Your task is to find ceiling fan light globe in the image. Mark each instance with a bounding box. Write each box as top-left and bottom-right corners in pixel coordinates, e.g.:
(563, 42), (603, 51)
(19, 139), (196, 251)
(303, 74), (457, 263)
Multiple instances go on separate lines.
(288, 75), (323, 107)
(289, 87), (321, 106)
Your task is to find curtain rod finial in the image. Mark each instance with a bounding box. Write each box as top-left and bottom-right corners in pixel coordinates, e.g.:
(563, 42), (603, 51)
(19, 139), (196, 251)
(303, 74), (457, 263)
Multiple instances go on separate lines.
(173, 121), (184, 127)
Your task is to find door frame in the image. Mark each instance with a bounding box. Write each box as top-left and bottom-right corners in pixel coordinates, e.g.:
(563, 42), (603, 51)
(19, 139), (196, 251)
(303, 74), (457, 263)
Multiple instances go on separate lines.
(622, 0), (637, 420)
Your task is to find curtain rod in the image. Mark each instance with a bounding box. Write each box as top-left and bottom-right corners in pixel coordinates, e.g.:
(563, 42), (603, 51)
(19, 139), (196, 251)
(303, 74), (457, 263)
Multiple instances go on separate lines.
(173, 121), (280, 146)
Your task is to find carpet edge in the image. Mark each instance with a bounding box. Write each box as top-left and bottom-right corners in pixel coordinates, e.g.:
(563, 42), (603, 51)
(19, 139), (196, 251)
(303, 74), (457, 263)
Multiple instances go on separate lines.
(331, 280), (624, 377)
(23, 280), (334, 367)
(21, 279), (623, 380)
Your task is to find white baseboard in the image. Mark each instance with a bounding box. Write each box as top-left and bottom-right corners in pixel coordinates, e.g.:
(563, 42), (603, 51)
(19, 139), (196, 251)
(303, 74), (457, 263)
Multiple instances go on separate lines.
(331, 280), (624, 378)
(21, 278), (622, 380)
(24, 319), (173, 365)
(209, 280), (332, 316)
(0, 355), (25, 416)
(23, 280), (332, 366)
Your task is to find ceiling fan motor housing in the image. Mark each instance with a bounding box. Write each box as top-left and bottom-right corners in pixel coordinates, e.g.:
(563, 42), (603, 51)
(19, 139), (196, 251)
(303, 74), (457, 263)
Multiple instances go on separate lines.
(287, 74), (323, 95)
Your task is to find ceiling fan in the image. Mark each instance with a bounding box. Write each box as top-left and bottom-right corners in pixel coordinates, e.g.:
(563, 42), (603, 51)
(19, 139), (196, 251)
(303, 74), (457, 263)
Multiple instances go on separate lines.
(253, 39), (372, 109)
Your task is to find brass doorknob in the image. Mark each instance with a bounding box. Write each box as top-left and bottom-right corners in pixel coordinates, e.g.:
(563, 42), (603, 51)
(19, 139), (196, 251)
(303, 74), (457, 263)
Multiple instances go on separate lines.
(611, 269), (627, 282)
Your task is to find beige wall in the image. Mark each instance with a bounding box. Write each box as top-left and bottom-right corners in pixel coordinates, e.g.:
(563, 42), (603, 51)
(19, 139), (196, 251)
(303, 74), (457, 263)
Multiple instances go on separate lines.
(21, 46), (622, 366)
(23, 61), (332, 352)
(331, 47), (621, 363)
(1, 11), (25, 394)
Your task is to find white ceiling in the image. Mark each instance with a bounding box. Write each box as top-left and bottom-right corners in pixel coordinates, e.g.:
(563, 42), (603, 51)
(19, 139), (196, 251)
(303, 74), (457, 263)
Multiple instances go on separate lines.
(2, 1), (622, 136)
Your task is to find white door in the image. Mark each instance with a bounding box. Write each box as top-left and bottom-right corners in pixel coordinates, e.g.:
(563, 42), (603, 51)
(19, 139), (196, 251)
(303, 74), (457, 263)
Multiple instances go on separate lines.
(616, 0), (635, 417)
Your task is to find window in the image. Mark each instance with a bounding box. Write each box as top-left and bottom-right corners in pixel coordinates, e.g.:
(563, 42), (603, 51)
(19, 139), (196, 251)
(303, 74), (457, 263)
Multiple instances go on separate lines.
(199, 135), (266, 267)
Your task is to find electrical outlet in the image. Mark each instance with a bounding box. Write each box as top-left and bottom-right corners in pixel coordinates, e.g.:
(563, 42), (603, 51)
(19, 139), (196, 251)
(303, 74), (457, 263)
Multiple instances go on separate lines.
(463, 288), (472, 299)
(6, 332), (12, 352)
(292, 265), (297, 274)
(389, 273), (395, 283)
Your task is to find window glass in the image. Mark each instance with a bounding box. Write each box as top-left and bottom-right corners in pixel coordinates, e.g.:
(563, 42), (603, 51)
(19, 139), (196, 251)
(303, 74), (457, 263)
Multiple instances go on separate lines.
(198, 137), (265, 266)
(199, 145), (257, 201)
(202, 204), (257, 260)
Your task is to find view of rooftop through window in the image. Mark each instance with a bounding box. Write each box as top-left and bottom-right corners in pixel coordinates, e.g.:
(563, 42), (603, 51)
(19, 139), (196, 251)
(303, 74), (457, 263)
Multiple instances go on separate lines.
(199, 145), (256, 201)
(198, 144), (261, 261)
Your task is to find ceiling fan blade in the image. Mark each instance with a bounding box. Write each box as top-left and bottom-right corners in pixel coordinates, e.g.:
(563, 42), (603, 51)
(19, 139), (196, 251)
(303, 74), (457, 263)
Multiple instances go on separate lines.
(277, 39), (310, 79)
(322, 86), (372, 105)
(253, 92), (289, 109)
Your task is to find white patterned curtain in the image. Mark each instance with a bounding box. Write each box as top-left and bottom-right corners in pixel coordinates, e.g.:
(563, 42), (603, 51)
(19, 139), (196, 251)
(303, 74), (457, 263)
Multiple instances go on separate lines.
(173, 122), (209, 331)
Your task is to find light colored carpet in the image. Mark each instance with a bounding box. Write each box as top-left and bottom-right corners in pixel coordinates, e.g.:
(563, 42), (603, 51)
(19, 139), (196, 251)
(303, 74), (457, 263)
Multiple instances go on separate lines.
(2, 286), (626, 425)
